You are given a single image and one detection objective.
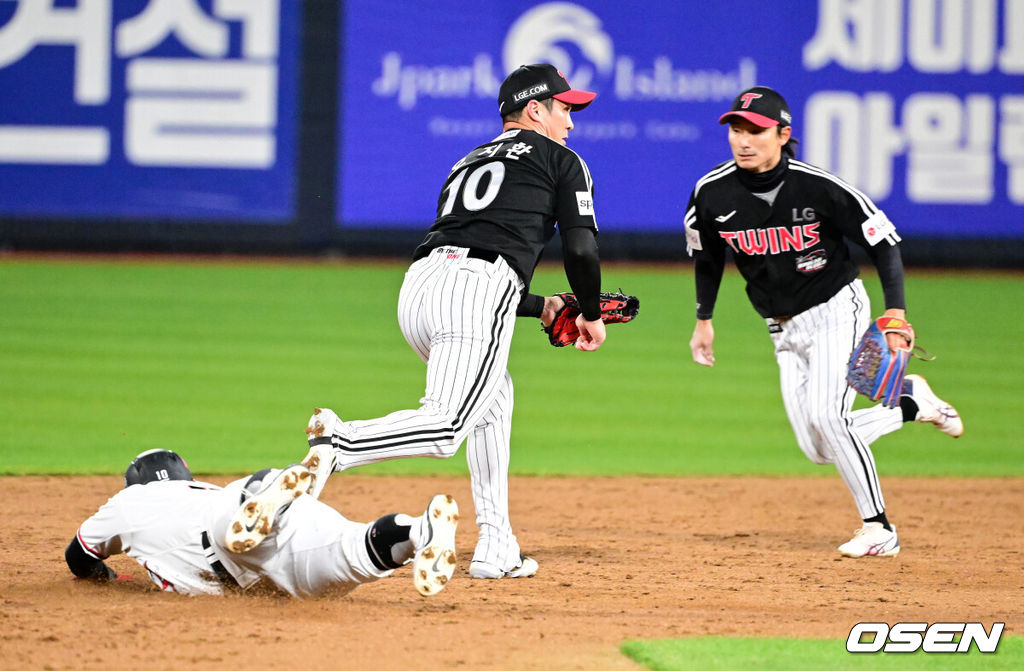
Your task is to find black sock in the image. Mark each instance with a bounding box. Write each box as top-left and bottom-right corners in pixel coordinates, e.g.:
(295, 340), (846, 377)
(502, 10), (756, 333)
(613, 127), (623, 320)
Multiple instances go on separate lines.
(899, 396), (919, 423)
(364, 514), (412, 570)
(863, 512), (892, 531)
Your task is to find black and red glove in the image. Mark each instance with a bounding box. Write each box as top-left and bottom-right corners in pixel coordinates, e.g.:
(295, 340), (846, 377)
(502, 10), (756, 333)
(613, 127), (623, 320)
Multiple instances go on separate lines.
(543, 291), (639, 347)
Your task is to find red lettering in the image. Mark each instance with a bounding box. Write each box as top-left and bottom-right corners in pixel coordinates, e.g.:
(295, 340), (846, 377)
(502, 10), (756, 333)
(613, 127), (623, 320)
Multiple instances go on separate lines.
(777, 226), (803, 252)
(736, 229), (769, 255)
(721, 227), (816, 256)
(802, 223), (820, 248)
(719, 231), (740, 252)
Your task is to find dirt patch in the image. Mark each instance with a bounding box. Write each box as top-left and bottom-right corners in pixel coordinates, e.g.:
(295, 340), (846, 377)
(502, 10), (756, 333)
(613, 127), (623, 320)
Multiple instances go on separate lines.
(3, 474), (1020, 670)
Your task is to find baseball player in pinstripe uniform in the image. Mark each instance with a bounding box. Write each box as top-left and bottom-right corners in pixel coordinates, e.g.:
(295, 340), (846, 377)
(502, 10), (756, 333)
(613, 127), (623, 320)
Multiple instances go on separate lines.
(65, 449), (460, 597)
(685, 86), (963, 558)
(304, 64), (605, 579)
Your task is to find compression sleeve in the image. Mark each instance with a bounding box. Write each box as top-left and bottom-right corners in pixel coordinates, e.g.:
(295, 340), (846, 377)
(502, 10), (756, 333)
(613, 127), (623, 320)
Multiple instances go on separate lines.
(865, 240), (907, 310)
(694, 253), (725, 320)
(65, 536), (116, 581)
(561, 226), (601, 321)
(516, 292), (545, 318)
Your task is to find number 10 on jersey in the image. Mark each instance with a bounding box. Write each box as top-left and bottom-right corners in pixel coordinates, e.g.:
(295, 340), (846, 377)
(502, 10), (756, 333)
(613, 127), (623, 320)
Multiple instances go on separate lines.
(440, 161), (506, 215)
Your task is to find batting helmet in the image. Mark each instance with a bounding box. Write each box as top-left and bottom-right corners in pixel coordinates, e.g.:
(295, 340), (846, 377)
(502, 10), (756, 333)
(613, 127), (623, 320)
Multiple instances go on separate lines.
(124, 449), (194, 487)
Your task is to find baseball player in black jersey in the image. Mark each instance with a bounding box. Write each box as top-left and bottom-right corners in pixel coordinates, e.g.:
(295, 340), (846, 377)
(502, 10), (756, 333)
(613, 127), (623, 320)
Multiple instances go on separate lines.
(303, 64), (605, 579)
(685, 86), (963, 558)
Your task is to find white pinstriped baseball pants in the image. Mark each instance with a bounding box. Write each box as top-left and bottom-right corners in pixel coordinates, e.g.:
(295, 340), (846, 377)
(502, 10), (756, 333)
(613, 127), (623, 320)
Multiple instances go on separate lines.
(768, 279), (903, 519)
(324, 246), (524, 570)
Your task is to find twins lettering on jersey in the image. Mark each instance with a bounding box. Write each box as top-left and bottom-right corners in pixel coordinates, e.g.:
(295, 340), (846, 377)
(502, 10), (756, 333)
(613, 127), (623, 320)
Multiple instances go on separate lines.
(714, 207), (825, 274)
(719, 223), (820, 256)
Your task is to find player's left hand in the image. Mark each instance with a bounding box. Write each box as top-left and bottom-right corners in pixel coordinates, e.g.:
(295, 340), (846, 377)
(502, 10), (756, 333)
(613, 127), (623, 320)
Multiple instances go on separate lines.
(847, 314), (916, 407)
(541, 295), (566, 328)
(574, 315), (606, 351)
(881, 308), (910, 352)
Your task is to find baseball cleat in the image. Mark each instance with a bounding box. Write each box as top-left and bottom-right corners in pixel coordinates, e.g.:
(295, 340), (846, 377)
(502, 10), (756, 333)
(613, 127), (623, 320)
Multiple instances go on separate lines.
(224, 465), (313, 553)
(305, 407), (342, 442)
(838, 522), (900, 558)
(902, 374), (964, 438)
(468, 555), (539, 579)
(413, 494), (459, 596)
(300, 443), (337, 500)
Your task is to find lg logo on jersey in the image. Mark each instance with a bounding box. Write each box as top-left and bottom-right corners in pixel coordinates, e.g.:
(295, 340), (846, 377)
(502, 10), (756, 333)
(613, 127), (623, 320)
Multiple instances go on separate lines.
(792, 207), (816, 222)
(846, 622), (1004, 654)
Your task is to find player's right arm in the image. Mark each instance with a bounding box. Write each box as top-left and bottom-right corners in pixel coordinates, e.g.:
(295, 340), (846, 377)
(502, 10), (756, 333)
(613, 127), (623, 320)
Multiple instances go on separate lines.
(685, 190), (723, 366)
(574, 313), (606, 351)
(689, 319), (715, 367)
(66, 495), (128, 581)
(561, 226), (601, 320)
(65, 536), (117, 581)
(553, 148), (602, 327)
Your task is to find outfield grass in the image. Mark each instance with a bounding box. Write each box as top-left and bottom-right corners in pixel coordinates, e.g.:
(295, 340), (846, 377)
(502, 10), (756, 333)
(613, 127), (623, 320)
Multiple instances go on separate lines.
(621, 635), (1024, 670)
(1, 257), (1021, 476)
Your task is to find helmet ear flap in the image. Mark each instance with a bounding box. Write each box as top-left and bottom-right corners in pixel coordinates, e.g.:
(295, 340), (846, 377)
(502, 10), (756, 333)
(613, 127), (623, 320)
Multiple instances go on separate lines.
(124, 449), (194, 487)
(124, 460), (141, 488)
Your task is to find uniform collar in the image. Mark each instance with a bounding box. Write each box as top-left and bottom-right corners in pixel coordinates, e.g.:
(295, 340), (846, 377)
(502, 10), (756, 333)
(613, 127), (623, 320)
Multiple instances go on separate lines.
(736, 155), (788, 193)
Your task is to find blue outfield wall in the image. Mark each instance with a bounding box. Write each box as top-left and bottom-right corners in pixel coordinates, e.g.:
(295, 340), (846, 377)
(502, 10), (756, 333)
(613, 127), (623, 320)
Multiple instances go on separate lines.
(1, 0), (1022, 265)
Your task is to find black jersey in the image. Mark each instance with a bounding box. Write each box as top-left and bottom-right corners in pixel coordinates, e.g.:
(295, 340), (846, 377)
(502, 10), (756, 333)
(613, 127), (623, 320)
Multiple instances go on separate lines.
(686, 158), (901, 319)
(413, 129), (597, 290)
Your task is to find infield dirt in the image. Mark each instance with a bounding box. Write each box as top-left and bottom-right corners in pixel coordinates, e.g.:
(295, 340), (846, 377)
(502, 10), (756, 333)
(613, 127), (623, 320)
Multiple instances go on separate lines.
(4, 474), (1020, 670)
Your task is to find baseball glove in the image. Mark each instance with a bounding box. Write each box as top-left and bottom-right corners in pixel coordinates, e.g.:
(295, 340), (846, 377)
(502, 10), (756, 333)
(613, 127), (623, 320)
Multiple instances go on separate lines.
(543, 290), (639, 347)
(846, 316), (917, 408)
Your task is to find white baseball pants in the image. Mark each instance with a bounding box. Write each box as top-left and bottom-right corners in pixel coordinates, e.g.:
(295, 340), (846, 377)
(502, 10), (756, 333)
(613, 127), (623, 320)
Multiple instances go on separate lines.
(768, 279), (904, 518)
(324, 246), (524, 570)
(211, 486), (392, 598)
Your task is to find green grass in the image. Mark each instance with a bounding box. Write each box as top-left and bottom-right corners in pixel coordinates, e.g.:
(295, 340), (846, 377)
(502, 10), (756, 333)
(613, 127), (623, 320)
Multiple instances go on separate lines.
(621, 635), (1024, 670)
(1, 257), (1021, 476)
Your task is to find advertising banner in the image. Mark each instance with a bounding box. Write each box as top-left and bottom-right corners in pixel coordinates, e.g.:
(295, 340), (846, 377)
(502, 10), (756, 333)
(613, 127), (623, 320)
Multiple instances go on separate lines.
(338, 0), (1024, 238)
(0, 0), (299, 221)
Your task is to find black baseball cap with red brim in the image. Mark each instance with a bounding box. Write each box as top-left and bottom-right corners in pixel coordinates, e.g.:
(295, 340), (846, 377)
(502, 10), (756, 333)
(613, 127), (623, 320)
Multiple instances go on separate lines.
(719, 86), (792, 128)
(498, 63), (596, 115)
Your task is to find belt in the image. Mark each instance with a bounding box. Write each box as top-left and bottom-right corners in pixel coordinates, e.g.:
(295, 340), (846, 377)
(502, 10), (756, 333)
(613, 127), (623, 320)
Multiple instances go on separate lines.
(466, 247), (499, 263)
(201, 530), (238, 586)
(416, 246), (500, 263)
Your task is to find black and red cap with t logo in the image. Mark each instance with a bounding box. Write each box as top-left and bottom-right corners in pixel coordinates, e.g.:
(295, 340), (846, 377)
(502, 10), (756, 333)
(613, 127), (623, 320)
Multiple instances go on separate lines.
(498, 63), (597, 115)
(719, 86), (792, 128)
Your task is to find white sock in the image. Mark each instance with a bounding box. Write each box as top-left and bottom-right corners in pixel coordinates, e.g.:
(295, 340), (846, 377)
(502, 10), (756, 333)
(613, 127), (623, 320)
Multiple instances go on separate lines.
(398, 512), (431, 549)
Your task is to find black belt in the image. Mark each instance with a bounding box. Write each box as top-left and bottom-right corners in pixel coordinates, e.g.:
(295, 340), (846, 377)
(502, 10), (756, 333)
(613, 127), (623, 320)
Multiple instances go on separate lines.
(415, 246), (500, 263)
(466, 247), (499, 263)
(200, 530), (238, 586)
